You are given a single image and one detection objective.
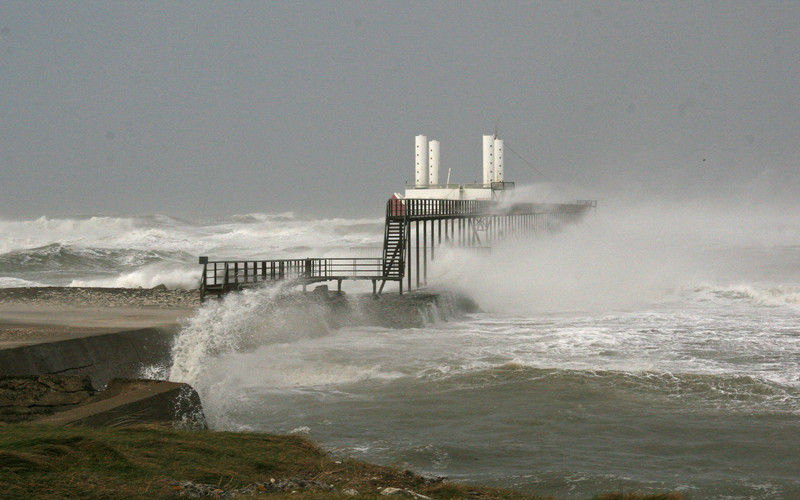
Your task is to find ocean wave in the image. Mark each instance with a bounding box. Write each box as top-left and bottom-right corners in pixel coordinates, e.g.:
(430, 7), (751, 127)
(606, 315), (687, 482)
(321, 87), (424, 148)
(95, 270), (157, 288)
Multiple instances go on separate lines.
(68, 262), (200, 289)
(0, 213), (382, 255)
(420, 363), (800, 414)
(0, 243), (190, 271)
(1, 213), (387, 286)
(231, 353), (397, 390)
(691, 284), (800, 309)
(168, 284), (334, 385)
(225, 212), (297, 223)
(0, 215), (140, 254)
(0, 276), (46, 288)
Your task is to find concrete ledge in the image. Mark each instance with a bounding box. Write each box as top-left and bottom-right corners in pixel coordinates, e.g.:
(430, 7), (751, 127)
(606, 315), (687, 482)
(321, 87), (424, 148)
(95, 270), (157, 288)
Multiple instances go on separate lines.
(0, 327), (176, 388)
(35, 378), (206, 428)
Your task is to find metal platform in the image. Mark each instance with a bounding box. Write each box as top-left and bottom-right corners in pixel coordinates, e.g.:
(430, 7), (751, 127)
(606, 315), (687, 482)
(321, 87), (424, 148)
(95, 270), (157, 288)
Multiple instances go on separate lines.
(199, 257), (386, 300)
(199, 198), (596, 300)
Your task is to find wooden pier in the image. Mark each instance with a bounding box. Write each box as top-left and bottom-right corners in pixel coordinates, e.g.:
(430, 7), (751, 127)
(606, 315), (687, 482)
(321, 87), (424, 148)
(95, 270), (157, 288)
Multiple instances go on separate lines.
(199, 198), (595, 300)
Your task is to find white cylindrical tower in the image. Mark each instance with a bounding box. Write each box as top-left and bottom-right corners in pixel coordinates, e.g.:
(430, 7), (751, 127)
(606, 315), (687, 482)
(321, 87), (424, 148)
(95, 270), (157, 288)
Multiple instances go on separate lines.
(415, 135), (429, 187)
(482, 135), (494, 185)
(428, 140), (440, 185)
(493, 138), (504, 182)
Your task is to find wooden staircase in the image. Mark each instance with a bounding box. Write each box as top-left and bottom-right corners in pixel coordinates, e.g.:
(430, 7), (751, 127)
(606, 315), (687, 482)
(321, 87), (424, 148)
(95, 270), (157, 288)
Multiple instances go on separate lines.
(379, 217), (407, 293)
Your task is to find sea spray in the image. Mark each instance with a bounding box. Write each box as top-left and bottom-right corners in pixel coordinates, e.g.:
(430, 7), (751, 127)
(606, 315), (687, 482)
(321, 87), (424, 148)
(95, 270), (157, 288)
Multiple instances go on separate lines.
(169, 288), (470, 387)
(428, 202), (800, 315)
(166, 286), (474, 429)
(168, 284), (332, 385)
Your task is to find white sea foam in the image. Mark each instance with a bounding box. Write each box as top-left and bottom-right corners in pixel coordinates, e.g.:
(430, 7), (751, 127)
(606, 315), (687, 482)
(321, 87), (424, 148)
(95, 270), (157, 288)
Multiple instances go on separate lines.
(695, 283), (800, 309)
(68, 262), (199, 289)
(0, 215), (139, 254)
(168, 284), (332, 385)
(0, 276), (46, 288)
(0, 213), (382, 256)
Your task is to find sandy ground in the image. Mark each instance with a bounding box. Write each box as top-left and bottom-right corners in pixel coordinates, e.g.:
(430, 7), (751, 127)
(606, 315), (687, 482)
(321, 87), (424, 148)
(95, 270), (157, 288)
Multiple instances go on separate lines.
(0, 287), (199, 349)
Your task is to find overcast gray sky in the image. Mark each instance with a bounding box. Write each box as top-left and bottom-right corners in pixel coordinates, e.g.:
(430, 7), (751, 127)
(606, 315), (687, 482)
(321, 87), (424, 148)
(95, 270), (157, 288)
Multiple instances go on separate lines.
(1, 1), (798, 218)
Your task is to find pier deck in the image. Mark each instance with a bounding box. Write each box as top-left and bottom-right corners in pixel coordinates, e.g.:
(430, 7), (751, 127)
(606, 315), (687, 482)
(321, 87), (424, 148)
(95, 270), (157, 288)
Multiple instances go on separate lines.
(200, 198), (595, 300)
(200, 257), (385, 300)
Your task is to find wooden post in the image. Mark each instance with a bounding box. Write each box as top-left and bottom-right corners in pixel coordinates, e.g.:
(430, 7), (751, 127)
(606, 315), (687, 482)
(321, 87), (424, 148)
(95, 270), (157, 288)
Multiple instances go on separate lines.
(430, 218), (434, 261)
(407, 223), (412, 291)
(416, 220), (420, 289)
(423, 219), (427, 285)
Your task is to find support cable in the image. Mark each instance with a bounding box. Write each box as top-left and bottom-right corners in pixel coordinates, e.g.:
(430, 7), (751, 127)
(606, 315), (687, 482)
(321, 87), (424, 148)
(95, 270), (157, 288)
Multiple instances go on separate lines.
(505, 142), (553, 183)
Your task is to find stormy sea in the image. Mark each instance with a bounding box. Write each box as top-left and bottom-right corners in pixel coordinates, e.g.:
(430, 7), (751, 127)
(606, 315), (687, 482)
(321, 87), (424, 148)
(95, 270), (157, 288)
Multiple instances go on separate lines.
(2, 202), (799, 499)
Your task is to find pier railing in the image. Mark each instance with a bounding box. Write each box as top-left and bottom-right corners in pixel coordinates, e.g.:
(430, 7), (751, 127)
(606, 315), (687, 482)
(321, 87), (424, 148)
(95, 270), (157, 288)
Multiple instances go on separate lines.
(388, 199), (491, 218)
(200, 257), (386, 300)
(387, 198), (593, 219)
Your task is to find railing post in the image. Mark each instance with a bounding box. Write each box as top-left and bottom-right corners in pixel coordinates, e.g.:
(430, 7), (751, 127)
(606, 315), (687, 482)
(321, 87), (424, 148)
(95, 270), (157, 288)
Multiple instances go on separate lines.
(199, 259), (207, 302)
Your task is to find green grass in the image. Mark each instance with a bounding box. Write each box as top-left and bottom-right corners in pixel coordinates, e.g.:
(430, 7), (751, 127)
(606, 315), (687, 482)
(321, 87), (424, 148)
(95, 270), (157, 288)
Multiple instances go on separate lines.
(0, 422), (682, 500)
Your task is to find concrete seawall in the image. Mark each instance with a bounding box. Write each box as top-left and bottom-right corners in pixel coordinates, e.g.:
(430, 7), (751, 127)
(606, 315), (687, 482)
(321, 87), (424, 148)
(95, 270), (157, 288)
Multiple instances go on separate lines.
(35, 378), (205, 428)
(0, 326), (177, 388)
(320, 290), (475, 329)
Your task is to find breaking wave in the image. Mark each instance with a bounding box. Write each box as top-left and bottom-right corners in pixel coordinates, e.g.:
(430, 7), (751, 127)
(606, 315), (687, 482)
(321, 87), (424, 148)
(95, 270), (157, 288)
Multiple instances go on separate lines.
(0, 243), (188, 272)
(0, 213), (384, 287)
(0, 276), (45, 288)
(168, 285), (334, 385)
(68, 262), (200, 289)
(692, 284), (800, 309)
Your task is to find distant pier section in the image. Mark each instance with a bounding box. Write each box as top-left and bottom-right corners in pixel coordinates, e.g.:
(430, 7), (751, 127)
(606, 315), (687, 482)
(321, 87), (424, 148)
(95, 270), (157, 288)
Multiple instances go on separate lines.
(199, 133), (596, 300)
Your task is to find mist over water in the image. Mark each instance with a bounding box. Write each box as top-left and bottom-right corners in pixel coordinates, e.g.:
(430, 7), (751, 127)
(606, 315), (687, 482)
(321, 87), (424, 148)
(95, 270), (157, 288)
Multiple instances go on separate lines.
(432, 199), (800, 314)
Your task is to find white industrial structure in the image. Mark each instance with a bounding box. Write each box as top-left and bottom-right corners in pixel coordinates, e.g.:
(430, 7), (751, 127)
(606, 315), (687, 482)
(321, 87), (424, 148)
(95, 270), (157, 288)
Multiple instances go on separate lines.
(428, 139), (440, 185)
(414, 134), (428, 187)
(403, 134), (513, 201)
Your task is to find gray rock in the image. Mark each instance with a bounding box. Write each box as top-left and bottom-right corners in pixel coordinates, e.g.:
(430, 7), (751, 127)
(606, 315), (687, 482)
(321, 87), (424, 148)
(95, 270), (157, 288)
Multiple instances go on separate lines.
(381, 487), (431, 499)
